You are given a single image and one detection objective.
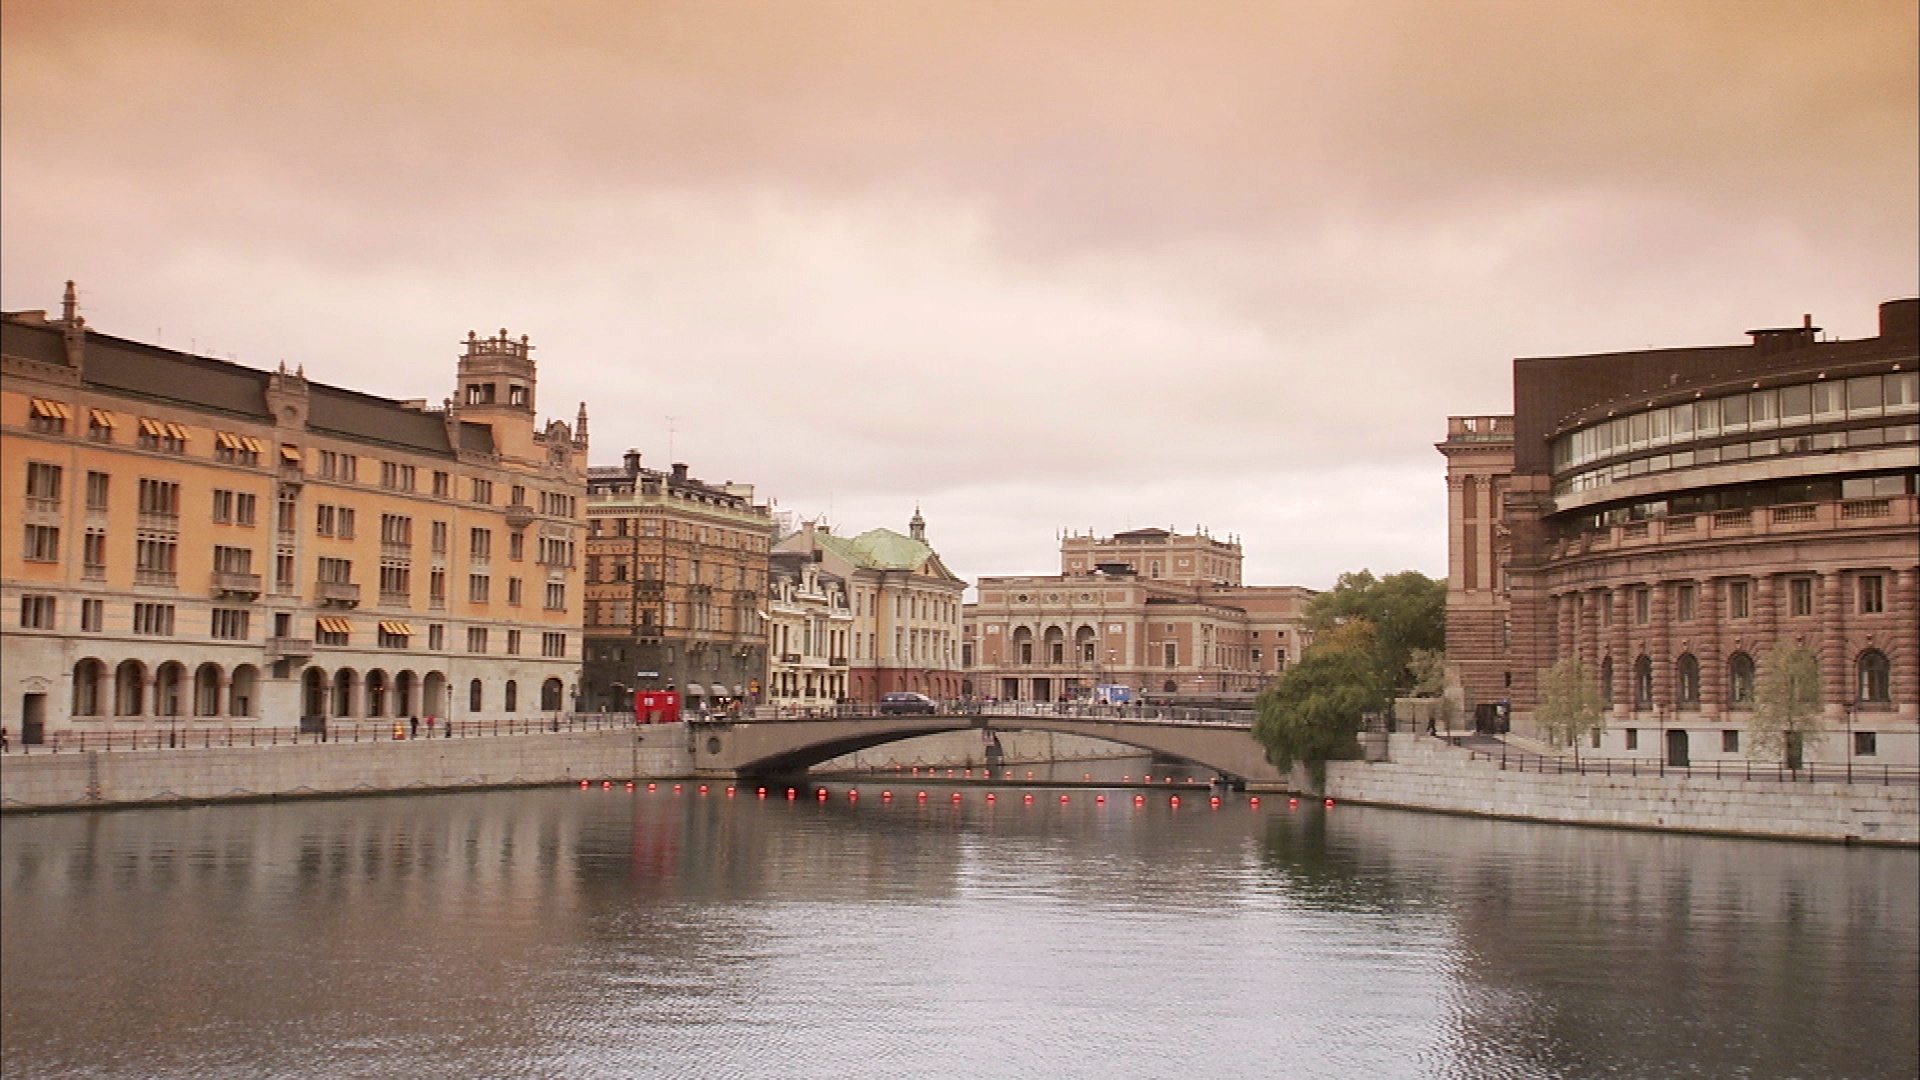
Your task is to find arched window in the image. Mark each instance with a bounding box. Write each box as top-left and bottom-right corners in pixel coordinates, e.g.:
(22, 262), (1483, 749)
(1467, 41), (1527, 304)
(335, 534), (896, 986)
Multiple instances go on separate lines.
(193, 663), (222, 716)
(504, 680), (518, 712)
(365, 670), (388, 718)
(1076, 625), (1097, 663)
(541, 678), (564, 711)
(469, 679), (484, 713)
(1858, 649), (1892, 705)
(303, 667), (327, 717)
(1676, 654), (1700, 706)
(229, 666), (259, 717)
(1163, 680), (1178, 694)
(115, 659), (146, 716)
(1012, 626), (1034, 665)
(1728, 653), (1755, 706)
(332, 669), (356, 718)
(155, 662), (187, 716)
(1634, 656), (1654, 708)
(1599, 656), (1614, 704)
(72, 658), (105, 716)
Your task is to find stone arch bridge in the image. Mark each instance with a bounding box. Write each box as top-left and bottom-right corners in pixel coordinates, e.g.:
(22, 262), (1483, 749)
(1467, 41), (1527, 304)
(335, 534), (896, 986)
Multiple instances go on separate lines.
(677, 710), (1285, 786)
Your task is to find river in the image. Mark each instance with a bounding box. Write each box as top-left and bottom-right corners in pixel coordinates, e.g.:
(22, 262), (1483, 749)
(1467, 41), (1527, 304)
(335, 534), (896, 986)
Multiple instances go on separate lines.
(2, 780), (1915, 1079)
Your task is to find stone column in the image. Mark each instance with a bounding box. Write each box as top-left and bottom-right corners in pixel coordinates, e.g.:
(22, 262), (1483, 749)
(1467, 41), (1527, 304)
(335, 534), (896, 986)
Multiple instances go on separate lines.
(1650, 581), (1673, 711)
(1700, 579), (1723, 719)
(1819, 570), (1849, 720)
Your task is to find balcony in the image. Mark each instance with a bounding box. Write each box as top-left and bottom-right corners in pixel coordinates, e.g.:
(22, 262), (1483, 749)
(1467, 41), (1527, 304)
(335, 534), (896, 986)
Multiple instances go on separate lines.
(315, 581), (361, 607)
(829, 656), (848, 667)
(211, 571), (263, 599)
(134, 569), (177, 587)
(1552, 495), (1918, 560)
(266, 636), (314, 659)
(504, 503), (534, 530)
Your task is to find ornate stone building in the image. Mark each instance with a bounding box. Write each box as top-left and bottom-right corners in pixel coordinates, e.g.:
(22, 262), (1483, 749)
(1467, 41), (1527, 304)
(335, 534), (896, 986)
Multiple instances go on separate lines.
(773, 514), (966, 702)
(965, 528), (1313, 702)
(580, 451), (773, 712)
(1447, 297), (1919, 764)
(765, 549), (853, 708)
(2, 283), (587, 742)
(1435, 416), (1516, 714)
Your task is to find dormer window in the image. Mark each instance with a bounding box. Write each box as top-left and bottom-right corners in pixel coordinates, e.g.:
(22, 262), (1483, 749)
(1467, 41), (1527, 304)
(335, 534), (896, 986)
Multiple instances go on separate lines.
(466, 383), (496, 405)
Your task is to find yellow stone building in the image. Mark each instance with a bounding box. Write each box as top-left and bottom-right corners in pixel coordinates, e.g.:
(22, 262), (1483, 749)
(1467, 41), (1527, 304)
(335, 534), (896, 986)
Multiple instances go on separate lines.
(1, 284), (586, 742)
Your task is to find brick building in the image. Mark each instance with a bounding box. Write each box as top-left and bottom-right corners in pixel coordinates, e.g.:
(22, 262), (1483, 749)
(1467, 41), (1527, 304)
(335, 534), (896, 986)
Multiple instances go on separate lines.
(2, 283), (587, 742)
(1446, 297), (1918, 764)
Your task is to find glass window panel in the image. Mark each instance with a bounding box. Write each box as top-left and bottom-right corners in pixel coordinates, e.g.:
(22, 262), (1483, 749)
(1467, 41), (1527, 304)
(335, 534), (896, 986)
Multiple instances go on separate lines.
(1669, 403), (1694, 439)
(1719, 442), (1748, 461)
(1812, 381), (1846, 418)
(1629, 411), (1649, 449)
(1779, 383), (1812, 422)
(1748, 438), (1778, 457)
(1669, 450), (1694, 468)
(1847, 427), (1886, 448)
(1887, 372), (1918, 411)
(1848, 375), (1884, 417)
(1694, 398), (1720, 437)
(1696, 445), (1719, 463)
(1720, 393), (1749, 430)
(1749, 390), (1777, 430)
(1608, 418), (1627, 453)
(1648, 408), (1671, 446)
(1647, 454), (1670, 473)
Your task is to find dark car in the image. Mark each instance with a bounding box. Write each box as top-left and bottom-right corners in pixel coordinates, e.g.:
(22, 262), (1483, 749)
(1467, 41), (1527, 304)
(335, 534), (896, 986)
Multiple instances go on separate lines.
(878, 692), (938, 715)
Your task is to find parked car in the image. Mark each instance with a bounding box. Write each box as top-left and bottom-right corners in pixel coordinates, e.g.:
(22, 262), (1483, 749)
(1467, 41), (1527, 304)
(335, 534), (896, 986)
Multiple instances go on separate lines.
(878, 692), (938, 715)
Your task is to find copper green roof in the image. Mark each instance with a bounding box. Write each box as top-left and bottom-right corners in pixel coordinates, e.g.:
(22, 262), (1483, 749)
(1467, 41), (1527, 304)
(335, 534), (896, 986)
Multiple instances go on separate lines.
(814, 527), (963, 582)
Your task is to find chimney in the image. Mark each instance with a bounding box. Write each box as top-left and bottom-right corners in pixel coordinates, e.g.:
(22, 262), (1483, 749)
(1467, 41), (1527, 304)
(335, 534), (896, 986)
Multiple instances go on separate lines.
(623, 448), (642, 477)
(671, 462), (689, 483)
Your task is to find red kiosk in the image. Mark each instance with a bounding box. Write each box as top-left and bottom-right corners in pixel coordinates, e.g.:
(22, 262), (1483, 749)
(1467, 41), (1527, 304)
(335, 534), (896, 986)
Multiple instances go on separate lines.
(635, 691), (681, 725)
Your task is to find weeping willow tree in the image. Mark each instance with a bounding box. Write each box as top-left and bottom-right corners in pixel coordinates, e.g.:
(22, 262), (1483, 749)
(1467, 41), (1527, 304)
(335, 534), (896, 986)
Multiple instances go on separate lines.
(1748, 645), (1825, 770)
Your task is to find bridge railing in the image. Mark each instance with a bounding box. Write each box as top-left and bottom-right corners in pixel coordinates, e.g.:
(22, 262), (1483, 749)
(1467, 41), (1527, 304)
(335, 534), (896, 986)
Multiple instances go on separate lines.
(1, 712), (634, 754)
(1449, 739), (1920, 786)
(733, 701), (1252, 728)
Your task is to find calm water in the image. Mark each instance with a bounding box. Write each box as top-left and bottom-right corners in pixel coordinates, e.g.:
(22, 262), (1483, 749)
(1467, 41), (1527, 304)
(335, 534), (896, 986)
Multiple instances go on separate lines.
(2, 780), (1915, 1079)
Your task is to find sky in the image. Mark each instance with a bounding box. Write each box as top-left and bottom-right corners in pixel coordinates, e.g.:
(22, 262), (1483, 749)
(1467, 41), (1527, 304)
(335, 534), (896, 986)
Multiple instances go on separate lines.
(4, 1), (1915, 592)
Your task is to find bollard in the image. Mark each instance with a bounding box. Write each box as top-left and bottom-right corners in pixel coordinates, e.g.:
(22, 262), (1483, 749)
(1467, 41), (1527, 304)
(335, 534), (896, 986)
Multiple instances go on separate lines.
(1023, 794), (1034, 804)
(602, 781), (612, 789)
(625, 782), (634, 790)
(648, 782), (657, 791)
(817, 789), (829, 800)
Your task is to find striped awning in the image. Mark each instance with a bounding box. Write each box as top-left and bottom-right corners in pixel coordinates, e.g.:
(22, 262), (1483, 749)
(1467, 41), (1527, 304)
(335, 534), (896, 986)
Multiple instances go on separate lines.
(379, 621), (414, 636)
(316, 617), (353, 634)
(684, 684), (707, 696)
(29, 399), (72, 420)
(88, 409), (116, 427)
(241, 436), (265, 453)
(139, 417), (166, 436)
(217, 431), (245, 450)
(280, 445), (302, 464)
(165, 422), (190, 440)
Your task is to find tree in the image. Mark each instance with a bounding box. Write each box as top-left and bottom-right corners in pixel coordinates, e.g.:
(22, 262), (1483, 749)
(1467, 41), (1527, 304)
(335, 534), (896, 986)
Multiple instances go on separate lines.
(1253, 620), (1391, 784)
(1408, 648), (1448, 698)
(1304, 570), (1446, 692)
(1749, 645), (1824, 770)
(1534, 656), (1607, 760)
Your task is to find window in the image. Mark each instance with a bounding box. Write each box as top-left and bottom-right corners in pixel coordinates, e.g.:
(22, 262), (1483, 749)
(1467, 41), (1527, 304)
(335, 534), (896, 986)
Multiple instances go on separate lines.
(1854, 731), (1878, 757)
(86, 471), (109, 511)
(277, 491), (298, 533)
(467, 627), (488, 653)
(469, 574), (491, 603)
(88, 409), (115, 442)
(80, 598), (103, 633)
(378, 625), (410, 649)
(1675, 584), (1695, 622)
(213, 545), (253, 574)
(1633, 587), (1651, 624)
(1728, 653), (1756, 705)
(134, 536), (177, 582)
(1722, 730), (1740, 753)
(316, 619), (350, 647)
(1676, 654), (1700, 706)
(432, 471), (451, 497)
(1858, 650), (1892, 704)
(19, 594), (56, 629)
(1633, 656), (1653, 708)
(380, 461), (416, 491)
(431, 520), (449, 554)
(137, 479), (180, 518)
(509, 532), (525, 561)
(470, 528), (492, 561)
(1789, 577), (1814, 617)
(470, 478), (493, 504)
(211, 608), (250, 640)
(379, 564), (411, 600)
(214, 434), (261, 466)
(506, 629), (521, 655)
(1858, 575), (1885, 615)
(317, 557), (353, 584)
(1727, 580), (1750, 619)
(545, 582), (567, 611)
(429, 569), (447, 608)
(469, 679), (485, 712)
(275, 552), (296, 591)
(538, 536), (574, 566)
(1163, 642), (1178, 666)
(542, 632), (567, 658)
(378, 514), (412, 547)
(317, 451), (358, 482)
(507, 577), (523, 606)
(211, 489), (257, 525)
(504, 679), (519, 711)
(26, 462), (63, 507)
(78, 529), (105, 578)
(133, 603), (175, 636)
(23, 524), (60, 562)
(1625, 728), (1638, 751)
(428, 624), (445, 650)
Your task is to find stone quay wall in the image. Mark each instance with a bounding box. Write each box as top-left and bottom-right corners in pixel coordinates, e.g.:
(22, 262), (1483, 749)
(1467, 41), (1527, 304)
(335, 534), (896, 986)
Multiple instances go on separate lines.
(0, 727), (693, 812)
(1322, 733), (1919, 846)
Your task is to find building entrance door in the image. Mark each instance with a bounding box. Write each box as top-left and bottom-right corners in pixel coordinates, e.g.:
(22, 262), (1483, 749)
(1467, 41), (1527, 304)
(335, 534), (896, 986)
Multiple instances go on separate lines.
(1665, 729), (1690, 767)
(1031, 678), (1052, 702)
(21, 693), (46, 745)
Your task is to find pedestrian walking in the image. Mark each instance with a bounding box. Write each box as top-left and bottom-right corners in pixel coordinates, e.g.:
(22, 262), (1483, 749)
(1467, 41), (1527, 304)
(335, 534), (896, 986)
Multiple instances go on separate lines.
(1, 725), (9, 752)
(410, 716), (420, 738)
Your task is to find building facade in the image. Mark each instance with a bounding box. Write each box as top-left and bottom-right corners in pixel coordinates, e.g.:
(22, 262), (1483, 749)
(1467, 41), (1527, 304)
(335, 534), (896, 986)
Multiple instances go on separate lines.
(1435, 415), (1516, 713)
(773, 514), (966, 702)
(765, 549), (854, 708)
(965, 529), (1313, 702)
(580, 451), (773, 712)
(2, 285), (587, 742)
(1446, 297), (1919, 764)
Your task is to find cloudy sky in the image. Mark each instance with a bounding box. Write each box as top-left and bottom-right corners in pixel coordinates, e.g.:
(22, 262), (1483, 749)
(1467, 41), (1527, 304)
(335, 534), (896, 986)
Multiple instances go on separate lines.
(4, 1), (1914, 591)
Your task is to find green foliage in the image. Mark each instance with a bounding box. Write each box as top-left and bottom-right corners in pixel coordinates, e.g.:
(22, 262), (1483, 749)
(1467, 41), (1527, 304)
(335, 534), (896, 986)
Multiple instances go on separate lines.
(1408, 648), (1449, 697)
(1253, 620), (1391, 776)
(1305, 570), (1446, 691)
(1749, 645), (1825, 768)
(1534, 657), (1607, 755)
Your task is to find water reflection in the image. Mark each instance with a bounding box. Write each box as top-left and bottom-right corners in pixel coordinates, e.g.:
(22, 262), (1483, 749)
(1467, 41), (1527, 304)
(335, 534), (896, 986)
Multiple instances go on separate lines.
(3, 788), (1914, 1079)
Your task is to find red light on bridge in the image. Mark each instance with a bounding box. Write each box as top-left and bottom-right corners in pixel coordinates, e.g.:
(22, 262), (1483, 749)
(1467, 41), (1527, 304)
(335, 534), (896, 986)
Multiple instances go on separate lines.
(1133, 794), (1145, 805)
(951, 792), (963, 803)
(1249, 797), (1260, 807)
(1060, 794), (1070, 804)
(1170, 796), (1180, 808)
(787, 788), (798, 800)
(1209, 797), (1221, 808)
(758, 787), (768, 799)
(986, 793), (996, 802)
(1095, 795), (1106, 804)
(1324, 798), (1335, 808)
(602, 781), (611, 789)
(698, 785), (708, 795)
(917, 791), (928, 801)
